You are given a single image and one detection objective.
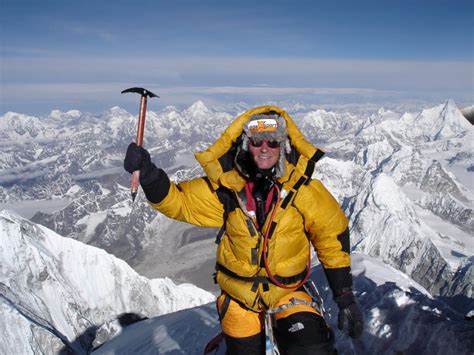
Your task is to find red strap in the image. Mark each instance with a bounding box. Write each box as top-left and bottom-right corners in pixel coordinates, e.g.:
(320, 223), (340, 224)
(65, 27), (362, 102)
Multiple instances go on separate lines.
(245, 181), (311, 290)
(245, 181), (276, 216)
(262, 184), (311, 289)
(245, 181), (256, 213)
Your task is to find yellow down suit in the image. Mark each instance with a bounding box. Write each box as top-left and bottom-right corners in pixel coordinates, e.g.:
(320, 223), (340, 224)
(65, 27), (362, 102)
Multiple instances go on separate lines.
(148, 105), (351, 313)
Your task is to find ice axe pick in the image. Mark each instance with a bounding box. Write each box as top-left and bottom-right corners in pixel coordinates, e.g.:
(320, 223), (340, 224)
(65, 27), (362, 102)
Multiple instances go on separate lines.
(121, 87), (159, 201)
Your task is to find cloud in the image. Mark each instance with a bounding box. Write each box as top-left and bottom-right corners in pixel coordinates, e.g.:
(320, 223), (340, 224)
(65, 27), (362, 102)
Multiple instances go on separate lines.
(1, 52), (472, 114)
(0, 83), (454, 115)
(189, 86), (392, 95)
(0, 83), (397, 103)
(2, 54), (472, 91)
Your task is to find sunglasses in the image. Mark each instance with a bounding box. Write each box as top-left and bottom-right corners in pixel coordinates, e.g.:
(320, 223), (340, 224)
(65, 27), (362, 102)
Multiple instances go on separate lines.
(249, 139), (280, 148)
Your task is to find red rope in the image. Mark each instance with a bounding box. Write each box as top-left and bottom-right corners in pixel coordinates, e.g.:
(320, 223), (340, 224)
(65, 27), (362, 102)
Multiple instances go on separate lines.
(262, 183), (311, 289)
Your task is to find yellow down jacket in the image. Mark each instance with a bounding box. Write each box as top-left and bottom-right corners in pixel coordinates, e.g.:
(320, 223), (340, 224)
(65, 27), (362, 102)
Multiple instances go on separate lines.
(150, 105), (350, 312)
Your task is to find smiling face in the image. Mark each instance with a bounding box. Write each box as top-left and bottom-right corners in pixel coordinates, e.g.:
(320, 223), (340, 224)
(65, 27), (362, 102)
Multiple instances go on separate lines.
(248, 139), (281, 170)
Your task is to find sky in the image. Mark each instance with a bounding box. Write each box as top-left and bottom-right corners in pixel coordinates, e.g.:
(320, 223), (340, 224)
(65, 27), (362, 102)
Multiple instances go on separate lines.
(1, 0), (473, 115)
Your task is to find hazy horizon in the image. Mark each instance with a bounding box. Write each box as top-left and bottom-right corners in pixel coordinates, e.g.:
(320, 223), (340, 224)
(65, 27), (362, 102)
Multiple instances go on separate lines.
(1, 0), (472, 115)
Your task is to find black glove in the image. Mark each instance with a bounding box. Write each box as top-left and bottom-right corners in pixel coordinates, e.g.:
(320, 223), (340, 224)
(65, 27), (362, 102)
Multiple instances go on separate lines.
(335, 289), (364, 338)
(123, 142), (170, 203)
(124, 142), (152, 174)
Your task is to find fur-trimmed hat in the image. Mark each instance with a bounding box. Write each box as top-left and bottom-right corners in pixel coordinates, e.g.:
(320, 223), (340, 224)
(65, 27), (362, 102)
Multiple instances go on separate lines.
(236, 112), (291, 178)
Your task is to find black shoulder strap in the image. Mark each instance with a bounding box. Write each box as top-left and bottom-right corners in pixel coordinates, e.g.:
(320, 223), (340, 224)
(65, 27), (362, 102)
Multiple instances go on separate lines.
(214, 187), (237, 244)
(280, 151), (323, 210)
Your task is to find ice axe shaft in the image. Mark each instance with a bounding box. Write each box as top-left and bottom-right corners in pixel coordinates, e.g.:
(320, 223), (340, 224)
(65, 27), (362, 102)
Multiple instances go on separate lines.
(121, 87), (159, 201)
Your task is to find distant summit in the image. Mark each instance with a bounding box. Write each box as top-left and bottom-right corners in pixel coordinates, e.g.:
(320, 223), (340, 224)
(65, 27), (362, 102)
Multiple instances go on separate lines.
(49, 109), (82, 120)
(183, 100), (211, 119)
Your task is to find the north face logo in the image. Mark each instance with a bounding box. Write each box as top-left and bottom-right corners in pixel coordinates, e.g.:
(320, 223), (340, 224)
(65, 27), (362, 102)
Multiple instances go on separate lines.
(288, 322), (305, 333)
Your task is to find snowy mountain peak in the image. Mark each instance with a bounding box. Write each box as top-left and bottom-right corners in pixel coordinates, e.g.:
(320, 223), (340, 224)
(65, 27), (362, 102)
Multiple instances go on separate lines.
(2, 111), (25, 120)
(441, 99), (472, 127)
(102, 107), (133, 125)
(0, 111), (48, 139)
(106, 106), (129, 116)
(160, 105), (179, 113)
(49, 109), (82, 120)
(66, 109), (82, 117)
(184, 100), (211, 118)
(399, 99), (472, 141)
(2, 111), (36, 122)
(372, 174), (409, 213)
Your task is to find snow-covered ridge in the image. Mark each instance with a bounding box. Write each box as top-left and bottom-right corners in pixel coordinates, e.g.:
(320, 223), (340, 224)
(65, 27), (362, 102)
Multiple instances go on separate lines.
(0, 210), (214, 354)
(307, 100), (473, 310)
(93, 253), (474, 355)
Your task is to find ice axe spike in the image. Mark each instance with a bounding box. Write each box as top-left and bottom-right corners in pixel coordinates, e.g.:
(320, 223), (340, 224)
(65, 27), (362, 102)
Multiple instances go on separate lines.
(121, 87), (159, 201)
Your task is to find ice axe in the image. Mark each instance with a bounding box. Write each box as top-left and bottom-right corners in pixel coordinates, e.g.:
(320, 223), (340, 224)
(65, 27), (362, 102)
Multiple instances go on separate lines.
(121, 87), (159, 201)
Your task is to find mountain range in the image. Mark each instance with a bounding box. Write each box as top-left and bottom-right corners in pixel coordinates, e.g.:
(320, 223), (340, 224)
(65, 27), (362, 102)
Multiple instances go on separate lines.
(1, 99), (473, 353)
(1, 210), (472, 354)
(0, 210), (214, 354)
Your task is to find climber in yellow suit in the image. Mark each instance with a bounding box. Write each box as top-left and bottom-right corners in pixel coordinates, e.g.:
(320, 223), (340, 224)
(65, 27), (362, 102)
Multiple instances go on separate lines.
(124, 106), (363, 354)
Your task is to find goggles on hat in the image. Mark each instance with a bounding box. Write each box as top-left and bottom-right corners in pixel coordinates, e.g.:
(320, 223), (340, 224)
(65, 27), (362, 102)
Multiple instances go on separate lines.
(249, 139), (281, 148)
(247, 118), (278, 133)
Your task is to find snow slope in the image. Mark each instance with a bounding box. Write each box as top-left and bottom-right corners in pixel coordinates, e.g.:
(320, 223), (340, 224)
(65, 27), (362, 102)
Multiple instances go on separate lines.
(0, 210), (214, 354)
(94, 253), (474, 355)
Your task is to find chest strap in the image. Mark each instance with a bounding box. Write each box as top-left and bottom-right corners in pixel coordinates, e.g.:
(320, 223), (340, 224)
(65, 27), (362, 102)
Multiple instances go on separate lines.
(216, 263), (307, 287)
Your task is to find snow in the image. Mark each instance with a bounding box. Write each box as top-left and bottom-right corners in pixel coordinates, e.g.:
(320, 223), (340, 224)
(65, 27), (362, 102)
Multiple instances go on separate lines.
(47, 109), (82, 121)
(400, 184), (427, 201)
(94, 253), (474, 355)
(371, 174), (410, 214)
(77, 211), (107, 240)
(351, 253), (431, 297)
(110, 201), (132, 217)
(414, 205), (473, 269)
(400, 184), (473, 270)
(93, 304), (221, 355)
(184, 100), (211, 118)
(66, 184), (82, 195)
(166, 151), (197, 171)
(0, 210), (215, 354)
(1, 100), (473, 353)
(447, 164), (474, 195)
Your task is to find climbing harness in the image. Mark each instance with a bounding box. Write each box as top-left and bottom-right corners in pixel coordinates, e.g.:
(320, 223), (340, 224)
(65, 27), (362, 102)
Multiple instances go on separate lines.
(263, 279), (327, 354)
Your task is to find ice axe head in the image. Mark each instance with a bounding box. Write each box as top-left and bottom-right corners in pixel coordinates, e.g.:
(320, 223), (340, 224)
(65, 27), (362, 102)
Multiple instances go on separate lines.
(121, 87), (159, 98)
(121, 86), (159, 146)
